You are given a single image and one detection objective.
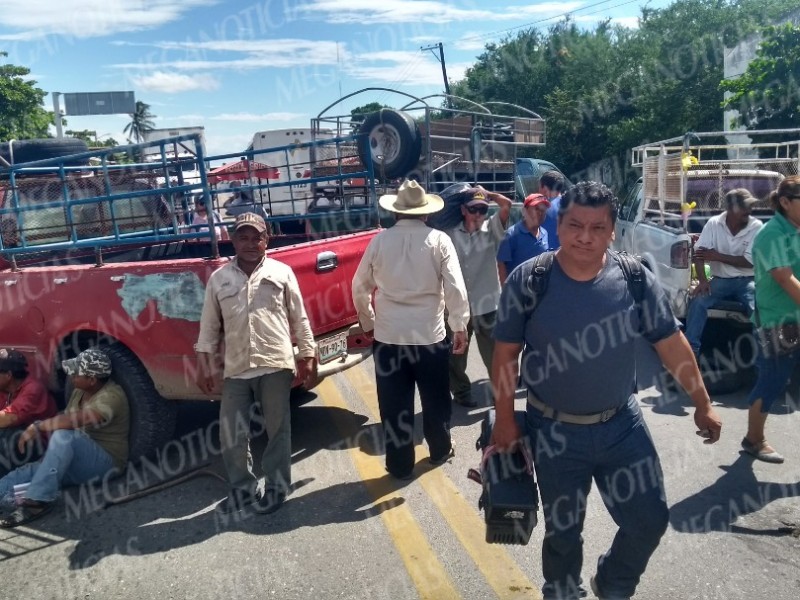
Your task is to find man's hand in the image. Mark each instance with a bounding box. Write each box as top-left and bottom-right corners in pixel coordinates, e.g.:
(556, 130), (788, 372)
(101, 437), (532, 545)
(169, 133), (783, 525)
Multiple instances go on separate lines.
(195, 354), (219, 396)
(362, 329), (375, 344)
(452, 330), (468, 355)
(490, 415), (523, 452)
(694, 247), (721, 262)
(693, 404), (722, 444)
(295, 357), (316, 387)
(17, 424), (38, 454)
(691, 279), (711, 297)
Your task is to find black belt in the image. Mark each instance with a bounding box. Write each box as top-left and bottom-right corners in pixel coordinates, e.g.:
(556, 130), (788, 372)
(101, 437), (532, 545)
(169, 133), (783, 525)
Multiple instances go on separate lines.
(527, 392), (623, 425)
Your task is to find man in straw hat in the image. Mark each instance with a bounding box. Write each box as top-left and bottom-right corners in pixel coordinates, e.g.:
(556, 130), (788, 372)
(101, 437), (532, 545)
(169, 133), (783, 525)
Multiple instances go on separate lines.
(352, 180), (470, 480)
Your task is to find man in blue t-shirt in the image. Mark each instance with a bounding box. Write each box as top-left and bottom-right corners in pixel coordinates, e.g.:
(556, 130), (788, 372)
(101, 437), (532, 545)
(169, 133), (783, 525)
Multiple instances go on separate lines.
(496, 193), (550, 283)
(540, 170), (566, 250)
(491, 181), (722, 600)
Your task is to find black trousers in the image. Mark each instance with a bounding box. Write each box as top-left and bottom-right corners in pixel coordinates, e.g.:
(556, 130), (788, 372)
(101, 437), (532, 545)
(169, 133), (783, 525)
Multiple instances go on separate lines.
(373, 340), (453, 477)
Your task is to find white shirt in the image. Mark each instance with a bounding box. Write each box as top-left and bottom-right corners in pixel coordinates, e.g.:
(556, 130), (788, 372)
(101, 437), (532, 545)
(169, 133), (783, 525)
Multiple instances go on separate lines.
(352, 219), (470, 345)
(696, 213), (763, 278)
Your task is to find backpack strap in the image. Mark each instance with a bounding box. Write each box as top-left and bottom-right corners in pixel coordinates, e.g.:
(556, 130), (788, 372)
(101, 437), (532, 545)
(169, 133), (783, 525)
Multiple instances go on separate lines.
(611, 250), (646, 304)
(523, 251), (556, 320)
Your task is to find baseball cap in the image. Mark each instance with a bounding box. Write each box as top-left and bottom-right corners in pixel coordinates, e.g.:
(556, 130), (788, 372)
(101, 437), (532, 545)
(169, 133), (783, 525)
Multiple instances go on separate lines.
(465, 190), (489, 207)
(524, 193), (551, 209)
(726, 188), (758, 209)
(0, 349), (27, 373)
(234, 212), (267, 233)
(62, 349), (112, 378)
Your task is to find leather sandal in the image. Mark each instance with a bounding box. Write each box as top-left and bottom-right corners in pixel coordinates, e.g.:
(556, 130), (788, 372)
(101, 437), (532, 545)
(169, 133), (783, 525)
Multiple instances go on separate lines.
(0, 500), (53, 528)
(741, 438), (785, 464)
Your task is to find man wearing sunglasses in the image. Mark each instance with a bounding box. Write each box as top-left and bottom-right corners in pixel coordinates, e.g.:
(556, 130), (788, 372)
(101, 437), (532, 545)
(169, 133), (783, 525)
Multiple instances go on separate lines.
(443, 186), (512, 407)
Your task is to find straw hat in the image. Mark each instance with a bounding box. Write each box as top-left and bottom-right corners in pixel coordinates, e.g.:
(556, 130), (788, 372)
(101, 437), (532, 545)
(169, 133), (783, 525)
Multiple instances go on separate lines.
(378, 179), (444, 215)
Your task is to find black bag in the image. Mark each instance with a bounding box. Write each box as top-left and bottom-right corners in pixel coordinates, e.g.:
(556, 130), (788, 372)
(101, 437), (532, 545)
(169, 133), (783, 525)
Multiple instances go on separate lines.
(757, 322), (800, 357)
(470, 409), (539, 545)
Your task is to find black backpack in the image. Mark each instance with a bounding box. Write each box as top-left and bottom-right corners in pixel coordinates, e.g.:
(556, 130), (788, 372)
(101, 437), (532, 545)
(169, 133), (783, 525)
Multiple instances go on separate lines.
(523, 250), (647, 318)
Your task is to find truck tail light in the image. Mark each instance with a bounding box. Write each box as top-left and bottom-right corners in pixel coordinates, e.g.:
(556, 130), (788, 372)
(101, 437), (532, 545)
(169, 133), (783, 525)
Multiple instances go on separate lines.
(671, 240), (690, 269)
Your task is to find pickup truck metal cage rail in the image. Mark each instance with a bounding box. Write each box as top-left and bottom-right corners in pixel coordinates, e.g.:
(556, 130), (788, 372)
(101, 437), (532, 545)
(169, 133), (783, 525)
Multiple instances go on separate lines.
(0, 133), (376, 268)
(312, 87), (546, 198)
(630, 129), (800, 219)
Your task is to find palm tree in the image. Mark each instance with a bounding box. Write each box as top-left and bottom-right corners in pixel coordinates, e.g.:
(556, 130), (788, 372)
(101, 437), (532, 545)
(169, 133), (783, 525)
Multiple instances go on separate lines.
(124, 101), (156, 144)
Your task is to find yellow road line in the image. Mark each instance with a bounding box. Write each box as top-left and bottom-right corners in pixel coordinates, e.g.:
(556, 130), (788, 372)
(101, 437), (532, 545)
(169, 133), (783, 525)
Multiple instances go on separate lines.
(316, 378), (460, 600)
(342, 365), (540, 600)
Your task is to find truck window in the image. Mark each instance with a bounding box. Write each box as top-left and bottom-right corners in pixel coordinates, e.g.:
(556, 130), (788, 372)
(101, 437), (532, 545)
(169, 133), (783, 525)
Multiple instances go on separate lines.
(619, 181), (642, 222)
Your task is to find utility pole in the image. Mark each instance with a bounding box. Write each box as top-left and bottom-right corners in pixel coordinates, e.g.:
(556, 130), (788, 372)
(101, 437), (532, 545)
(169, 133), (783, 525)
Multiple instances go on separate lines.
(421, 43), (451, 105)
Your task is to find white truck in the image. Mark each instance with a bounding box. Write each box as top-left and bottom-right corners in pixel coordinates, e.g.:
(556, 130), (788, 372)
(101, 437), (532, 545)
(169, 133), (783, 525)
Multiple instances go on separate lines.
(246, 128), (335, 217)
(614, 130), (798, 392)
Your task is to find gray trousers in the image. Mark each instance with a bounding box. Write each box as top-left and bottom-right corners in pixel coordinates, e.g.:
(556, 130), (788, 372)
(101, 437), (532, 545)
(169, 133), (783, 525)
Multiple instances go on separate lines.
(448, 311), (496, 401)
(219, 369), (294, 495)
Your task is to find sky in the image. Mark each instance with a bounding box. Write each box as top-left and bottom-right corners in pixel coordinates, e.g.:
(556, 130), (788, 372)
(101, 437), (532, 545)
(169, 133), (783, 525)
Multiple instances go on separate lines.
(0, 0), (675, 156)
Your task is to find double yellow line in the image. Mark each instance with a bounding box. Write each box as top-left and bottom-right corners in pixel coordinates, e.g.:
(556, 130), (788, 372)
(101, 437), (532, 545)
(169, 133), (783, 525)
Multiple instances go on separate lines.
(317, 365), (539, 600)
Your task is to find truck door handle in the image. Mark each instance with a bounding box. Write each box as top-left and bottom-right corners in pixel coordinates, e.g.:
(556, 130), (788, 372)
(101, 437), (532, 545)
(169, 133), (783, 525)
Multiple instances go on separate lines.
(316, 250), (338, 272)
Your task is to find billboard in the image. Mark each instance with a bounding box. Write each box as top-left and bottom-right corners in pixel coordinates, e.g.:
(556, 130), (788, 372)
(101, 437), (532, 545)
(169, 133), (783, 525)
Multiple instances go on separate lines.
(62, 91), (136, 116)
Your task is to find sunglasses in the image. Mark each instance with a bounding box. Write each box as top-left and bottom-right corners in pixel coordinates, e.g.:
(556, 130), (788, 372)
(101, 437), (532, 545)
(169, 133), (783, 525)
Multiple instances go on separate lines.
(466, 205), (489, 215)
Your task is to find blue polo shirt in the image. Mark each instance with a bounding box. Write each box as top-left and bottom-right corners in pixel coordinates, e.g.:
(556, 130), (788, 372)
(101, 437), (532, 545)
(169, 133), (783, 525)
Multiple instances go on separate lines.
(542, 195), (562, 250)
(496, 220), (549, 274)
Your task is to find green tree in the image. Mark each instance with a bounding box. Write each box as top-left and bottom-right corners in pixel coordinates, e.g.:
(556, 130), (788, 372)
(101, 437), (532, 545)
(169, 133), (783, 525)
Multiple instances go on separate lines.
(0, 51), (54, 141)
(721, 23), (800, 129)
(350, 102), (390, 127)
(124, 100), (156, 143)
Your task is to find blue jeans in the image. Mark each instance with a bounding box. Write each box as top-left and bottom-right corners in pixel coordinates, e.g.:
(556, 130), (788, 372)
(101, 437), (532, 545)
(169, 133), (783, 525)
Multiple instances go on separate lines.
(747, 341), (800, 412)
(684, 276), (755, 354)
(0, 429), (116, 504)
(219, 369), (294, 495)
(526, 396), (669, 600)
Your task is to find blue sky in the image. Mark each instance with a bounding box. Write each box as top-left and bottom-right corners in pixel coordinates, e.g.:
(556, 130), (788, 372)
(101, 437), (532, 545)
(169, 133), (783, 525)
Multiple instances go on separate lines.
(0, 0), (674, 156)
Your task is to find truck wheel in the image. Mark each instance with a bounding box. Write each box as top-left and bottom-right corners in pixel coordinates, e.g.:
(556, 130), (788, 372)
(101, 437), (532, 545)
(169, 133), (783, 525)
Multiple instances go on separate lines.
(357, 109), (421, 179)
(104, 343), (178, 461)
(0, 138), (89, 166)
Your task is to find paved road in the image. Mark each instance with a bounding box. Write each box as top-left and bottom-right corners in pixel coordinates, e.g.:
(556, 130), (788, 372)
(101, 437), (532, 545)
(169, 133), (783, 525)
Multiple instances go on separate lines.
(1, 340), (799, 599)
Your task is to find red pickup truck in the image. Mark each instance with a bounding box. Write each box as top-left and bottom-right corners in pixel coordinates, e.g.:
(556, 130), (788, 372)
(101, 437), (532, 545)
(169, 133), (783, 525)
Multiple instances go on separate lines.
(0, 134), (376, 460)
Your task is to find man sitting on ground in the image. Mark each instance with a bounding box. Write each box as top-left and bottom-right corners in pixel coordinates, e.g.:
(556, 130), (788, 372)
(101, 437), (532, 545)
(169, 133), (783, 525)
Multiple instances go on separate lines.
(0, 349), (58, 477)
(0, 348), (129, 528)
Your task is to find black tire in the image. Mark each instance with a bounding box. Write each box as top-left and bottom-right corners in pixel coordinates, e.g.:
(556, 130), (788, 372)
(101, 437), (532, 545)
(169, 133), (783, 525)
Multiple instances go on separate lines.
(0, 138), (89, 166)
(697, 323), (756, 395)
(103, 343), (178, 461)
(357, 109), (421, 179)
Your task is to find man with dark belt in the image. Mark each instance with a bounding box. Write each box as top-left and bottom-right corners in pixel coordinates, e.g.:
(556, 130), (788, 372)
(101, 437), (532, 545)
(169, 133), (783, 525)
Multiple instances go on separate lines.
(491, 181), (722, 600)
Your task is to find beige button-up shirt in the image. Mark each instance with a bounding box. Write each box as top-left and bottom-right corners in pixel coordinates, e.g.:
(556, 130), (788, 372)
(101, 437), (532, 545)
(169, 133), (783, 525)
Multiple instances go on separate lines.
(195, 257), (316, 378)
(352, 219), (470, 345)
(445, 212), (507, 315)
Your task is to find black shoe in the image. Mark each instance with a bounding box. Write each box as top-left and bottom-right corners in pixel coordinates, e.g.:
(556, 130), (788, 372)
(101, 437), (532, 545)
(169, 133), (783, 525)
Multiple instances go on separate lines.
(388, 469), (414, 481)
(429, 443), (455, 466)
(217, 489), (260, 514)
(255, 489), (286, 515)
(453, 395), (478, 408)
(590, 576), (630, 600)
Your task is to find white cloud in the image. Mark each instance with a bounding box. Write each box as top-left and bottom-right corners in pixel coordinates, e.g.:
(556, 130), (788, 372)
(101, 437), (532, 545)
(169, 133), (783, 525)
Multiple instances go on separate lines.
(0, 0), (219, 40)
(296, 0), (583, 25)
(210, 112), (307, 122)
(453, 33), (491, 52)
(111, 39), (343, 71)
(345, 50), (470, 86)
(131, 71), (220, 93)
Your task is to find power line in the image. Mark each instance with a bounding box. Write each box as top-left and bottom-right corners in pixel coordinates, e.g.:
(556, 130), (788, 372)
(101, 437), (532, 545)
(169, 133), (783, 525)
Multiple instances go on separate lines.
(457, 0), (643, 45)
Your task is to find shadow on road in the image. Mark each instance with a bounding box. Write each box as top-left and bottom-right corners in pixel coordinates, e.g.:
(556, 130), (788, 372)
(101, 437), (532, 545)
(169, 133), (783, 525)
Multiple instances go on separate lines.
(669, 454), (800, 535)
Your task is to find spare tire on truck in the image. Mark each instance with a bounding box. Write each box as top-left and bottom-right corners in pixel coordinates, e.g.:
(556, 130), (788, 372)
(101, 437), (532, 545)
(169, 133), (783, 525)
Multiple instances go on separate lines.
(0, 138), (89, 167)
(104, 343), (178, 462)
(357, 109), (421, 179)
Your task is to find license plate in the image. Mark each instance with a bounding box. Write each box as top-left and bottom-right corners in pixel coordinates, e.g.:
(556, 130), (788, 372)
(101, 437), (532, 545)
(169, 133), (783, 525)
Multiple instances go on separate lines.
(318, 331), (348, 364)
